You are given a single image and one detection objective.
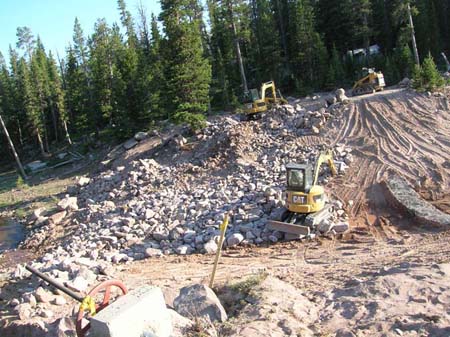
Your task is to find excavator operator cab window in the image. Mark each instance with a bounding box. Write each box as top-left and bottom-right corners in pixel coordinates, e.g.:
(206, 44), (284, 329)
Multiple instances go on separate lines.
(250, 89), (260, 101)
(287, 169), (305, 190)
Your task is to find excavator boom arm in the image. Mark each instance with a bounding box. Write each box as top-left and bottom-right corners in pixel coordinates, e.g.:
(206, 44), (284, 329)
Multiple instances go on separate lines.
(260, 81), (276, 101)
(312, 149), (337, 186)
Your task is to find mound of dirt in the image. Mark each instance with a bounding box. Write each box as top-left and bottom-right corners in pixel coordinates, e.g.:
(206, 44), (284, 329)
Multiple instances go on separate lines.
(323, 88), (450, 237)
(222, 263), (450, 337)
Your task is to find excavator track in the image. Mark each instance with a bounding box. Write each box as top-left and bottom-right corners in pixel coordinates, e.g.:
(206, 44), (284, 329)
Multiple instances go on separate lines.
(267, 205), (332, 237)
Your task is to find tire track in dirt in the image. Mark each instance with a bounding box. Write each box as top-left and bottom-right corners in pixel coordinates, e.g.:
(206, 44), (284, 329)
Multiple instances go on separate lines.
(324, 89), (450, 235)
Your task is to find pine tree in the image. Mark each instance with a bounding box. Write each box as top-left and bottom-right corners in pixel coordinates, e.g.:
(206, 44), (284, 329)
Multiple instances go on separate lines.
(208, 0), (242, 107)
(30, 38), (51, 151)
(413, 52), (444, 91)
(17, 58), (45, 155)
(89, 19), (114, 130)
(115, 0), (140, 133)
(48, 52), (72, 144)
(147, 14), (166, 119)
(287, 0), (328, 93)
(324, 45), (345, 89)
(8, 46), (26, 146)
(249, 0), (283, 85)
(72, 18), (94, 128)
(160, 0), (212, 130)
(394, 45), (415, 78)
(16, 27), (36, 61)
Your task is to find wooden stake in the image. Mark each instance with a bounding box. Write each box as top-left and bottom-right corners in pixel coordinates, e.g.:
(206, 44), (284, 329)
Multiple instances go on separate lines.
(209, 214), (229, 289)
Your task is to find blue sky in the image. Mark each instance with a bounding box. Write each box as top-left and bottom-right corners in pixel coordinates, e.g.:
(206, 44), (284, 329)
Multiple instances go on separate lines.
(0, 0), (161, 62)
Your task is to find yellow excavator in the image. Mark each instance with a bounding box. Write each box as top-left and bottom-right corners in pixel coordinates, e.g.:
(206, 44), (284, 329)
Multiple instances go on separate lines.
(243, 81), (287, 119)
(352, 68), (385, 96)
(267, 149), (337, 236)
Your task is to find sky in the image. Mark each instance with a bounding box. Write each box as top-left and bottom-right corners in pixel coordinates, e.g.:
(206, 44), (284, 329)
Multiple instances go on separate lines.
(0, 0), (161, 62)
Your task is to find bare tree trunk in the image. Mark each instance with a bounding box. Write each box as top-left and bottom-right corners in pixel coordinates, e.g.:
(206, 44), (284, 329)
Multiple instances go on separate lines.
(36, 128), (46, 157)
(275, 0), (289, 60)
(0, 113), (27, 179)
(17, 118), (24, 146)
(227, 0), (248, 94)
(63, 120), (72, 145)
(50, 104), (59, 143)
(44, 128), (50, 153)
(407, 3), (420, 65)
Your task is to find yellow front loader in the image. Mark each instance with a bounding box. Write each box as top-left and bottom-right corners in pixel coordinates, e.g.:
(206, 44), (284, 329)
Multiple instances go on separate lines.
(267, 149), (337, 236)
(243, 81), (287, 119)
(352, 68), (385, 96)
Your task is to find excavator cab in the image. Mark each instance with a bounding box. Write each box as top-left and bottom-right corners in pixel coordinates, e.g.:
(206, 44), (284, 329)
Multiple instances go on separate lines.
(286, 163), (311, 192)
(267, 150), (337, 236)
(243, 81), (287, 119)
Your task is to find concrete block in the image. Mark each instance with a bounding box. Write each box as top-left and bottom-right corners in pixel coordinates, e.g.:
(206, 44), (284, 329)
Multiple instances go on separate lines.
(90, 286), (172, 337)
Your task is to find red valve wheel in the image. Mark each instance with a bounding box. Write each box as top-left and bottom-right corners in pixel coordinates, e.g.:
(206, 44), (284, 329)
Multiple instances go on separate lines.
(76, 280), (128, 337)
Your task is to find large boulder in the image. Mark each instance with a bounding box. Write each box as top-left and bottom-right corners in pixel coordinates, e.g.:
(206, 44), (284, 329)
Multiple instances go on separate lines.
(57, 197), (78, 212)
(174, 284), (228, 323)
(398, 77), (411, 87)
(123, 138), (138, 150)
(134, 131), (148, 141)
(226, 233), (244, 247)
(335, 88), (350, 104)
(77, 176), (91, 187)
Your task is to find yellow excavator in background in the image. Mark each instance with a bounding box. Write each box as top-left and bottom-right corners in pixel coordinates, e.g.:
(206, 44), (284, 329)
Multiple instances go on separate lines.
(243, 81), (287, 119)
(352, 68), (385, 96)
(267, 149), (337, 236)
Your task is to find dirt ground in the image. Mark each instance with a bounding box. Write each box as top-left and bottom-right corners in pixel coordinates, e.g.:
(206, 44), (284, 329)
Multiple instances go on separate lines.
(1, 87), (450, 336)
(108, 87), (450, 336)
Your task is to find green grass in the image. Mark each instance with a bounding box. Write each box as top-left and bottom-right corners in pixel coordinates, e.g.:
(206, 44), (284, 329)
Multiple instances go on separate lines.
(229, 272), (268, 297)
(0, 171), (72, 219)
(0, 170), (20, 194)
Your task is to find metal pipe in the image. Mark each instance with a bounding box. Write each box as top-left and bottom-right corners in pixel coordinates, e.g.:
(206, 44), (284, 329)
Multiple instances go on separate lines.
(26, 265), (84, 302)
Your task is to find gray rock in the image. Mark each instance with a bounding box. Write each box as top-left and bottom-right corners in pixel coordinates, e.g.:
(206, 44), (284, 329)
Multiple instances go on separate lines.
(77, 177), (91, 187)
(326, 96), (337, 106)
(175, 245), (192, 255)
(52, 296), (67, 306)
(335, 88), (350, 104)
(122, 217), (136, 227)
(227, 233), (244, 247)
(333, 221), (350, 233)
(67, 276), (89, 293)
(10, 298), (20, 307)
(134, 131), (148, 141)
(52, 317), (76, 337)
(14, 303), (33, 320)
(34, 215), (49, 226)
(57, 197), (79, 211)
(317, 220), (333, 234)
(40, 309), (54, 318)
(22, 293), (37, 307)
(29, 208), (45, 223)
(35, 287), (53, 303)
(168, 309), (193, 337)
(26, 160), (47, 172)
(124, 138), (138, 150)
(77, 267), (97, 284)
(174, 284), (228, 322)
(204, 240), (218, 254)
(13, 264), (31, 279)
(48, 211), (67, 226)
(246, 231), (256, 240)
(145, 247), (163, 258)
(153, 231), (169, 241)
(268, 235), (278, 243)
